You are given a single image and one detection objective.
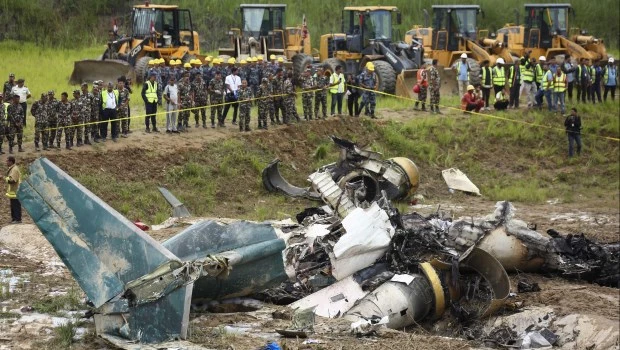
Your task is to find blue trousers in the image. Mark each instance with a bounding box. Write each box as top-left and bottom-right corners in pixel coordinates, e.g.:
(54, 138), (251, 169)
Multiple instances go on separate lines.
(567, 133), (582, 157)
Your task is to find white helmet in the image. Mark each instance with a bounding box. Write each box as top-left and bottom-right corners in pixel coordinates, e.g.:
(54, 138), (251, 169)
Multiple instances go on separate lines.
(609, 57), (615, 63)
(539, 56), (546, 61)
(496, 58), (505, 65)
(460, 53), (468, 59)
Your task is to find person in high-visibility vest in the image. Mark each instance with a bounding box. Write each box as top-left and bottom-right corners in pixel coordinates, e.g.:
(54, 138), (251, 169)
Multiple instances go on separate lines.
(329, 65), (345, 116)
(453, 53), (471, 97)
(508, 57), (524, 108)
(520, 55), (538, 108)
(5, 155), (21, 224)
(141, 73), (159, 133)
(492, 58), (507, 94)
(553, 69), (567, 114)
(480, 60), (492, 111)
(535, 64), (554, 111)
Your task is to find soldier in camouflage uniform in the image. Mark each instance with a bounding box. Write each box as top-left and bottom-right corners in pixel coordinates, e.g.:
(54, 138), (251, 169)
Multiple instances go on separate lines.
(0, 94), (6, 154)
(117, 79), (131, 137)
(237, 79), (253, 132)
(56, 92), (73, 150)
(69, 90), (83, 147)
(248, 59), (262, 97)
(46, 91), (59, 148)
(191, 74), (208, 128)
(314, 67), (328, 119)
(3, 74), (15, 99)
(7, 94), (24, 153)
(271, 69), (285, 124)
(177, 72), (193, 132)
(283, 72), (299, 124)
(91, 84), (102, 142)
(300, 67), (315, 120)
(79, 83), (93, 145)
(357, 63), (378, 118)
(201, 58), (212, 87)
(31, 93), (48, 151)
(428, 59), (442, 114)
(256, 78), (271, 129)
(209, 71), (225, 128)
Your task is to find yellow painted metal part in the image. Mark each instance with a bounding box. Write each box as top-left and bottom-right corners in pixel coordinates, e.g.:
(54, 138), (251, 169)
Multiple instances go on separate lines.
(420, 262), (446, 319)
(390, 157), (420, 196)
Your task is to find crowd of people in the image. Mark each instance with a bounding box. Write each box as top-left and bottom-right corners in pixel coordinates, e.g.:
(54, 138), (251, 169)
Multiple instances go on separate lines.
(1, 51), (616, 156)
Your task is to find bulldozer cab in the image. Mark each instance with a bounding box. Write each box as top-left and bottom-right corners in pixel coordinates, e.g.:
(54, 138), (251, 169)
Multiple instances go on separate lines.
(239, 4), (286, 45)
(131, 5), (196, 51)
(342, 6), (400, 53)
(523, 4), (571, 48)
(431, 5), (480, 52)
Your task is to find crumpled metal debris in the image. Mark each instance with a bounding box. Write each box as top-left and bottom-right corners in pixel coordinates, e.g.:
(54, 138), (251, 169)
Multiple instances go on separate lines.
(262, 136), (420, 203)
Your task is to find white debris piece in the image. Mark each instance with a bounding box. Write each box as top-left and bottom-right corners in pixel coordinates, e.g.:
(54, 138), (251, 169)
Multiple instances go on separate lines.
(290, 276), (367, 318)
(442, 168), (481, 195)
(331, 203), (395, 280)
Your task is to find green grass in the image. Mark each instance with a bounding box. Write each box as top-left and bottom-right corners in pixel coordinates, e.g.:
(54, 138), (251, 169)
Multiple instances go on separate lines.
(51, 321), (77, 349)
(32, 288), (83, 316)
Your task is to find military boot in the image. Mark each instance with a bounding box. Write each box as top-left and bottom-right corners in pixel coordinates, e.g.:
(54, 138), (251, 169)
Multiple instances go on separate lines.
(35, 143), (40, 151)
(0, 146), (4, 155)
(66, 142), (72, 150)
(8, 147), (13, 154)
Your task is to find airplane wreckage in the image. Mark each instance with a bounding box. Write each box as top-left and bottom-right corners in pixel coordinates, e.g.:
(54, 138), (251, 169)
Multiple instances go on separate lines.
(17, 138), (619, 347)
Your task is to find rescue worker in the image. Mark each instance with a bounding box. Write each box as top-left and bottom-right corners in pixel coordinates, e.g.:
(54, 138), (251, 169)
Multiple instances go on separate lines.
(31, 93), (48, 151)
(163, 76), (179, 133)
(521, 55), (538, 108)
(46, 91), (59, 148)
(283, 71), (299, 124)
(101, 82), (118, 142)
(300, 67), (314, 120)
(238, 59), (248, 81)
(553, 67), (567, 114)
(535, 64), (554, 111)
(80, 83), (93, 145)
(177, 72), (193, 132)
(248, 57), (262, 97)
(509, 57), (523, 108)
(3, 73), (15, 100)
(11, 79), (31, 127)
(7, 94), (24, 153)
(357, 62), (378, 119)
(223, 66), (241, 125)
(256, 77), (271, 129)
(535, 56), (546, 90)
(5, 156), (21, 224)
(190, 59), (201, 82)
(141, 73), (159, 133)
(493, 58), (507, 94)
(56, 92), (73, 150)
(564, 107), (582, 157)
(91, 83), (102, 142)
(414, 62), (428, 111)
(329, 65), (345, 116)
(576, 58), (592, 103)
(117, 79), (130, 138)
(461, 85), (484, 113)
(209, 71), (225, 128)
(192, 74), (208, 128)
(313, 67), (328, 120)
(592, 60), (603, 104)
(201, 57), (213, 86)
(69, 90), (83, 146)
(237, 79), (253, 132)
(453, 53), (471, 96)
(562, 54), (577, 102)
(479, 60), (492, 111)
(603, 57), (618, 101)
(0, 94), (6, 154)
(429, 59), (442, 114)
(494, 88), (509, 111)
(346, 73), (360, 117)
(271, 68), (285, 124)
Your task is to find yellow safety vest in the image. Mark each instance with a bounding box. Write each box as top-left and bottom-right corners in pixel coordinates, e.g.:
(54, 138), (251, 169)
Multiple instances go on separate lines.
(492, 66), (505, 86)
(145, 81), (158, 103)
(329, 73), (344, 94)
(522, 63), (534, 83)
(535, 64), (544, 84)
(101, 89), (119, 108)
(553, 72), (566, 92)
(542, 71), (554, 90)
(456, 61), (470, 80)
(5, 164), (20, 199)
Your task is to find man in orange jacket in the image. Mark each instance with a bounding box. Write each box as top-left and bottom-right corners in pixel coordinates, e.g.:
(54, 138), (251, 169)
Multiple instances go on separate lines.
(461, 85), (484, 113)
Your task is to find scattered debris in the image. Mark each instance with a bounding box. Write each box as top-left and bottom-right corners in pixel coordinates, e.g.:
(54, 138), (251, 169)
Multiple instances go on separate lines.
(263, 136), (420, 203)
(518, 279), (542, 293)
(442, 168), (481, 195)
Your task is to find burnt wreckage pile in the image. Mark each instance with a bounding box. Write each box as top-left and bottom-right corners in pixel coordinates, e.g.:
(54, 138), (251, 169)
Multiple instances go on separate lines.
(16, 138), (619, 347)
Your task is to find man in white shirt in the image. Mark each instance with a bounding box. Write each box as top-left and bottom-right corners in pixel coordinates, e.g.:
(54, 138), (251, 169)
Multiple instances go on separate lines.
(100, 82), (118, 141)
(11, 79), (31, 127)
(223, 67), (242, 125)
(163, 77), (179, 133)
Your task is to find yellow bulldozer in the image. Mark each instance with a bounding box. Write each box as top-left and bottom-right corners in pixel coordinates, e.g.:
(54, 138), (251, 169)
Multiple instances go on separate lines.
(218, 4), (318, 83)
(318, 6), (424, 98)
(405, 5), (514, 92)
(496, 3), (608, 63)
(70, 3), (201, 84)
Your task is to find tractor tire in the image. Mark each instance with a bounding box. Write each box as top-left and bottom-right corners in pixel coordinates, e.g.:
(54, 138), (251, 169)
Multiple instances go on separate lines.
(134, 56), (152, 84)
(292, 53), (313, 86)
(322, 58), (345, 76)
(467, 58), (481, 87)
(372, 60), (396, 94)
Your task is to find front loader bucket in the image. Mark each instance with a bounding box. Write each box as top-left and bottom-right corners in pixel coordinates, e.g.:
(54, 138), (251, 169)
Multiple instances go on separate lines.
(395, 69), (417, 99)
(69, 59), (135, 85)
(439, 68), (458, 97)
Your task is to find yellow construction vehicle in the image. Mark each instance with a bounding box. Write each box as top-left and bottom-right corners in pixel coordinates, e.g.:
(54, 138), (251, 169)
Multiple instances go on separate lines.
(497, 3), (607, 63)
(218, 4), (317, 81)
(70, 3), (200, 84)
(318, 6), (424, 98)
(405, 5), (514, 90)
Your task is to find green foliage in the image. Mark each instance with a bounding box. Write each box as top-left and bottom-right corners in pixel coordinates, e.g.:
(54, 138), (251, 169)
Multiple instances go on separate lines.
(32, 288), (82, 315)
(52, 321), (77, 349)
